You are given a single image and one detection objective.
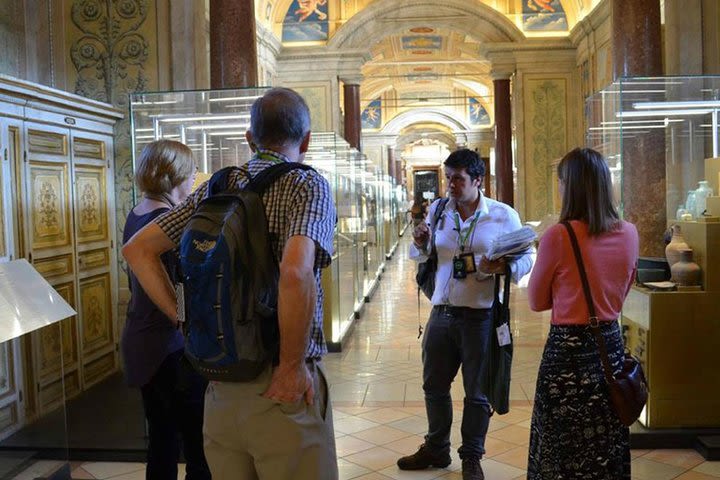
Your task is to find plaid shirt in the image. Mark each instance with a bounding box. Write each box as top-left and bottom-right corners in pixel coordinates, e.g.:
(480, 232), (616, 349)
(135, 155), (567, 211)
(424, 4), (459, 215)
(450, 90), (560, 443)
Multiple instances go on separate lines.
(154, 149), (336, 359)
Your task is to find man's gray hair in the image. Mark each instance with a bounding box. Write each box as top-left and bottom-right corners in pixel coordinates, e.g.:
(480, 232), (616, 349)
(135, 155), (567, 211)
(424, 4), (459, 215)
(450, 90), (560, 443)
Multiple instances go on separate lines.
(249, 87), (311, 148)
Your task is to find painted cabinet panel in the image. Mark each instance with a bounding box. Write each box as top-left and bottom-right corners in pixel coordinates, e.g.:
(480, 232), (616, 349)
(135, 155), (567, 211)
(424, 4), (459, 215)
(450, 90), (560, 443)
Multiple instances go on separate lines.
(28, 161), (72, 251)
(74, 165), (108, 244)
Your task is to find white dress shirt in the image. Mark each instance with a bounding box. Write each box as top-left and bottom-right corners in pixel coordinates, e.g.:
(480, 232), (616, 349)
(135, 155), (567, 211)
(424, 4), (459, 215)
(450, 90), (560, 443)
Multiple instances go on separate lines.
(410, 193), (533, 309)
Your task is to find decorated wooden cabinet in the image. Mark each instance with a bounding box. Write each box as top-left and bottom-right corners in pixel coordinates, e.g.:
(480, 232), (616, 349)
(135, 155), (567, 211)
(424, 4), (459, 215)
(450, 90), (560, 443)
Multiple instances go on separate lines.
(0, 75), (122, 435)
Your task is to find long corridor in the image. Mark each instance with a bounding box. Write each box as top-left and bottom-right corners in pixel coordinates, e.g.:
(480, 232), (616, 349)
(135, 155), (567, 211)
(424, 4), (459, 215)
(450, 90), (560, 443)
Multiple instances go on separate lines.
(21, 236), (720, 479)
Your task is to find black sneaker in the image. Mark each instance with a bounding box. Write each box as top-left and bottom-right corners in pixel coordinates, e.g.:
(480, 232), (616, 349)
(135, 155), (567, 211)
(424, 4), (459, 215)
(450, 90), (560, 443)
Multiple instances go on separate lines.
(397, 443), (451, 470)
(461, 457), (484, 480)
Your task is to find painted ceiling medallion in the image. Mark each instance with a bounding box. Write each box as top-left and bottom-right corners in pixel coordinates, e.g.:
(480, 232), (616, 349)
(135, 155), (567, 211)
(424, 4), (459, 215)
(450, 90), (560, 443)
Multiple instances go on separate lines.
(409, 27), (435, 33)
(411, 50), (433, 55)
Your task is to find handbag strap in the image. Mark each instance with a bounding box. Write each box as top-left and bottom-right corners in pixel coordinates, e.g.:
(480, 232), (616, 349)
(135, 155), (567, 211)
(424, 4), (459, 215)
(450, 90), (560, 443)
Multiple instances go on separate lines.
(492, 263), (512, 313)
(561, 221), (616, 385)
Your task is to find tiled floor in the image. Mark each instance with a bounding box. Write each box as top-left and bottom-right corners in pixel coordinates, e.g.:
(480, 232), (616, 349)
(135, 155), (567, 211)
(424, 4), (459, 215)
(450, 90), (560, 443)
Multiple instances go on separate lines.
(20, 236), (720, 479)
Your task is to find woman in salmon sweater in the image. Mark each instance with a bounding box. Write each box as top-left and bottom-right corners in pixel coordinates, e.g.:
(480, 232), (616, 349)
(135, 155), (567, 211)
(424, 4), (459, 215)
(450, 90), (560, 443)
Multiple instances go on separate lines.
(527, 148), (639, 479)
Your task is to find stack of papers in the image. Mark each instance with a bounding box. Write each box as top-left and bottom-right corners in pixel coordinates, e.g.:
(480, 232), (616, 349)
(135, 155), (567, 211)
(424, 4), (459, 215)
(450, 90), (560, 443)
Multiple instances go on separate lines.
(487, 226), (537, 261)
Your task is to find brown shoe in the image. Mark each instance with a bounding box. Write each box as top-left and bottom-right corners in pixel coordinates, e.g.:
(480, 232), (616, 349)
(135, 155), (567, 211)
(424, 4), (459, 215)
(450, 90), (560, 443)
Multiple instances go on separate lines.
(462, 457), (484, 480)
(397, 443), (451, 470)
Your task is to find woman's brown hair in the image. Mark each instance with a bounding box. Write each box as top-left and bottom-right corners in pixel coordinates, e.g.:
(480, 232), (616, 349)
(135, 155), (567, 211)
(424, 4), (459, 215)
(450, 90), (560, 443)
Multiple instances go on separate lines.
(135, 140), (195, 195)
(558, 147), (620, 236)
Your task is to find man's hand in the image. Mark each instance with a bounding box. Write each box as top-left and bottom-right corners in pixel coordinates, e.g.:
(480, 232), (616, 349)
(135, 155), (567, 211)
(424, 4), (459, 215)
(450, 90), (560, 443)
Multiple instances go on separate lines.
(412, 221), (430, 250)
(263, 362), (314, 405)
(479, 256), (508, 275)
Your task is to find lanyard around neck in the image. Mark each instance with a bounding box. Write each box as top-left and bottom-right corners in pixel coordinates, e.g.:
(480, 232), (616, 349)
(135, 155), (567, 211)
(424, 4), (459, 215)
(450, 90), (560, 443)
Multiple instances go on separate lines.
(256, 151), (286, 163)
(453, 211), (480, 252)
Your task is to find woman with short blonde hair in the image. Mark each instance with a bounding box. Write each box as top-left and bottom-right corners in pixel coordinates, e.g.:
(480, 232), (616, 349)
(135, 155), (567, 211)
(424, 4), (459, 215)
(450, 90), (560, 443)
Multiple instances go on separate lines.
(134, 139), (195, 199)
(123, 139), (209, 480)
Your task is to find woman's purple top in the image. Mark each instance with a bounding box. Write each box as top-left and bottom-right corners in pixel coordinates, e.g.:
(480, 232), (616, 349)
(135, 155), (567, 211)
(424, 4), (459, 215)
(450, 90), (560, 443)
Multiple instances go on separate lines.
(121, 207), (184, 387)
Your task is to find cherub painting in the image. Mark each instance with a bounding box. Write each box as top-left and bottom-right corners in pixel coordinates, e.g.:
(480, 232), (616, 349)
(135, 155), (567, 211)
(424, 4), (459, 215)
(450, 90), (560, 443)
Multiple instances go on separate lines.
(469, 98), (490, 125)
(295, 0), (327, 22)
(527, 0), (556, 13)
(282, 0), (329, 42)
(522, 0), (568, 31)
(361, 99), (382, 130)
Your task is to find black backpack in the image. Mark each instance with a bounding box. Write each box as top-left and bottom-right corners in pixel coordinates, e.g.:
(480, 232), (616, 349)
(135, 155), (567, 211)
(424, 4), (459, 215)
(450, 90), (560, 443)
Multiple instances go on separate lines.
(179, 162), (314, 381)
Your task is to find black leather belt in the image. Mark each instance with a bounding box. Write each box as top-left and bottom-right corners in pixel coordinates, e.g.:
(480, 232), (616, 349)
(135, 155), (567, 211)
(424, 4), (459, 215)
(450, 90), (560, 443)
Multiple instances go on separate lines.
(435, 305), (487, 315)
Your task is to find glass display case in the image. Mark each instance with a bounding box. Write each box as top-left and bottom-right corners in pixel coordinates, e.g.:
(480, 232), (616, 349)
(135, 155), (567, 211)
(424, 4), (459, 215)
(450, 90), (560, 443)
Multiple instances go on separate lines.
(130, 88), (268, 174)
(129, 89), (398, 349)
(586, 76), (720, 221)
(586, 76), (720, 429)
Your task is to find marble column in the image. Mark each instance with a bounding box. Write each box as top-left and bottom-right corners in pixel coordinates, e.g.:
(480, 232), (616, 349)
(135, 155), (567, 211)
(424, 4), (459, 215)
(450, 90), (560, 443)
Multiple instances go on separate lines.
(493, 77), (513, 206)
(612, 0), (664, 256)
(209, 0), (258, 88)
(343, 83), (362, 150)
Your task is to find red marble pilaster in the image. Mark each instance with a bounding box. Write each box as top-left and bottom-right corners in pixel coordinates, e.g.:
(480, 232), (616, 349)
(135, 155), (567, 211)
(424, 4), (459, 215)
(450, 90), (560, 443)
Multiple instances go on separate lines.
(612, 0), (665, 256)
(612, 0), (662, 79)
(493, 78), (513, 206)
(343, 83), (362, 150)
(387, 146), (396, 183)
(210, 0), (258, 88)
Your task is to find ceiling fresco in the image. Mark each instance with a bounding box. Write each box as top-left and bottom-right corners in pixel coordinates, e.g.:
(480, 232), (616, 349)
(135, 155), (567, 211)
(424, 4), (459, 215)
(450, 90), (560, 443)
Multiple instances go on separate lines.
(358, 27), (492, 130)
(263, 0), (605, 40)
(261, 0), (603, 134)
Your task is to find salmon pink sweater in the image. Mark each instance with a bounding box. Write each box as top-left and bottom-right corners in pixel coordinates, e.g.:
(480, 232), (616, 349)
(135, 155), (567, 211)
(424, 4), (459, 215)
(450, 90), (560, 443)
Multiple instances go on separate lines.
(528, 220), (639, 325)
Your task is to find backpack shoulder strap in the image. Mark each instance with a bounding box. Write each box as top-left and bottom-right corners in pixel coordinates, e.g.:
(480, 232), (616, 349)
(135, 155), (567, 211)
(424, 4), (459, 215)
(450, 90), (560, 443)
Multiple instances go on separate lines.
(428, 198), (449, 254)
(248, 162), (315, 195)
(206, 166), (248, 197)
(430, 198), (449, 231)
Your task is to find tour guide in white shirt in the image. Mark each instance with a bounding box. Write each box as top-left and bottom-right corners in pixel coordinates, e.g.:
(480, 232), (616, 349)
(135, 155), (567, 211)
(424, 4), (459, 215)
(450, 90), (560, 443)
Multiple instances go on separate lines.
(398, 149), (532, 480)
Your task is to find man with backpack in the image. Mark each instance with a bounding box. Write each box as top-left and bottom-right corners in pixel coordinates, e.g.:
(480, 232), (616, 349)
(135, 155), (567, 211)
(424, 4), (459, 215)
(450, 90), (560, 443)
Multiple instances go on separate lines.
(122, 87), (338, 479)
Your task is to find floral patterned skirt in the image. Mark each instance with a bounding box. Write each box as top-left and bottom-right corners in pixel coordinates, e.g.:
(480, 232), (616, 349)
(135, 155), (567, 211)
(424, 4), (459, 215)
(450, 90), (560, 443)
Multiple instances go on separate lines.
(527, 322), (630, 480)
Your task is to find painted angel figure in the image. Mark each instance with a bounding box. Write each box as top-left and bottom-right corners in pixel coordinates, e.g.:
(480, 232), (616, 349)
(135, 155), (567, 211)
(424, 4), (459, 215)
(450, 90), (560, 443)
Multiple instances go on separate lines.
(364, 106), (379, 123)
(295, 0), (328, 22)
(527, 0), (556, 12)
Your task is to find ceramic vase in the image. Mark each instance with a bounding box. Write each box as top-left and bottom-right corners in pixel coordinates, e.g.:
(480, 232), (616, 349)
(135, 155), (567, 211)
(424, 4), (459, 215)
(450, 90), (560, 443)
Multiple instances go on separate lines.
(665, 224), (690, 267)
(671, 249), (701, 286)
(694, 180), (714, 218)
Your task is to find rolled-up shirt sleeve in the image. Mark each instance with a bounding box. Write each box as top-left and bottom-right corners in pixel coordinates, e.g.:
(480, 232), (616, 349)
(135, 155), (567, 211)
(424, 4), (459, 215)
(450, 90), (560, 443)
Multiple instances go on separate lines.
(287, 172), (336, 269)
(153, 181), (210, 245)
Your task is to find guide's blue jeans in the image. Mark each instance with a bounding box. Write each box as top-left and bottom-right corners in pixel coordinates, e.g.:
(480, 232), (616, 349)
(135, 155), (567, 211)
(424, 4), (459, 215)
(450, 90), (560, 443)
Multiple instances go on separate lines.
(422, 305), (493, 460)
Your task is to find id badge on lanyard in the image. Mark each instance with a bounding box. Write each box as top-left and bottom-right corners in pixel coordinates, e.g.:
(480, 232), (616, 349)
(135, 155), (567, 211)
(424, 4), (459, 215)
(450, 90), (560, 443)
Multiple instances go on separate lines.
(452, 212), (479, 279)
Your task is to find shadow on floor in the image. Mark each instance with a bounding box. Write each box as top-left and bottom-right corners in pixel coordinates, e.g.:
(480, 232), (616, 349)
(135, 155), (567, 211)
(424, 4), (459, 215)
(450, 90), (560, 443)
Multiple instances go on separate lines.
(0, 373), (148, 462)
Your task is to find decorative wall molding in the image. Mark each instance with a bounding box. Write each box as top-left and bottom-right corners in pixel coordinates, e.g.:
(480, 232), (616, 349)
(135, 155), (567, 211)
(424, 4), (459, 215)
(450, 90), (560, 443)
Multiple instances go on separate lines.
(69, 0), (150, 104)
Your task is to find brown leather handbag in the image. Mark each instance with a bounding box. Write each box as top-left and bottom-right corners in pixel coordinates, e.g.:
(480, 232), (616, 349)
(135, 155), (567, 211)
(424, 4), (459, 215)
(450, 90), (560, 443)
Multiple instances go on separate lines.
(562, 221), (648, 427)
